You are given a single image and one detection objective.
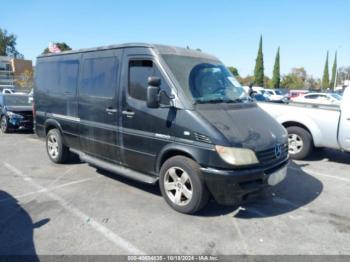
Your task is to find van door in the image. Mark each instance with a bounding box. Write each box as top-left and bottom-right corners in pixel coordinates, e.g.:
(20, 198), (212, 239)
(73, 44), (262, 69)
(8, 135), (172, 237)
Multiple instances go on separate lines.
(78, 49), (122, 163)
(119, 50), (175, 175)
(338, 89), (350, 151)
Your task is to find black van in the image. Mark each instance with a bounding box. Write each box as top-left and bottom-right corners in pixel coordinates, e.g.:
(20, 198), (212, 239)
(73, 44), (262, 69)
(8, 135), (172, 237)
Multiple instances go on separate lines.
(34, 43), (289, 214)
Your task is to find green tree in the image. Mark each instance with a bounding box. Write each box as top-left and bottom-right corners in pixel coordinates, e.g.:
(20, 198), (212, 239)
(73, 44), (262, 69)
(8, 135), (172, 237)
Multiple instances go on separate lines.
(254, 35), (264, 87)
(237, 75), (254, 86)
(330, 51), (337, 90)
(281, 67), (307, 89)
(16, 69), (34, 89)
(227, 66), (239, 77)
(271, 47), (280, 88)
(306, 76), (321, 90)
(0, 28), (23, 58)
(337, 66), (350, 84)
(43, 42), (72, 54)
(322, 51), (330, 90)
(264, 76), (271, 88)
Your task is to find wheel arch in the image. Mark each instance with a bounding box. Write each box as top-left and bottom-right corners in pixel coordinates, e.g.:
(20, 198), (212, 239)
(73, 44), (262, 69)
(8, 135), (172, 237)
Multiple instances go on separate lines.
(156, 144), (199, 173)
(282, 121), (312, 135)
(43, 119), (67, 146)
(279, 118), (321, 146)
(44, 118), (63, 135)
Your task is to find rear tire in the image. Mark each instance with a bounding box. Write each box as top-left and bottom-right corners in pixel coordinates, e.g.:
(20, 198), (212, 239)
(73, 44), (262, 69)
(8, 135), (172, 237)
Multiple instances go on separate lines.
(46, 128), (70, 163)
(159, 156), (210, 214)
(1, 115), (9, 133)
(287, 126), (313, 160)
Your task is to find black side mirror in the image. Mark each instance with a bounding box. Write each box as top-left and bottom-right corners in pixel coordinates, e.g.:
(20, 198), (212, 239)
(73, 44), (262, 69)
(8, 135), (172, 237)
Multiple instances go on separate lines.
(148, 76), (161, 87)
(147, 77), (161, 108)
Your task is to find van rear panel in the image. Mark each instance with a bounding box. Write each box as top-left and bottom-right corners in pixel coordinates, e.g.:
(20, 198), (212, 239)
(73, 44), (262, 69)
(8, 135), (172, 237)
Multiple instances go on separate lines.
(35, 53), (81, 149)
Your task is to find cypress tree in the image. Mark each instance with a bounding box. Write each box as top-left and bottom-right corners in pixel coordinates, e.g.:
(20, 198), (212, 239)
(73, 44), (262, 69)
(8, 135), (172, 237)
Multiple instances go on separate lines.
(254, 35), (264, 87)
(322, 51), (330, 90)
(330, 51), (337, 90)
(271, 47), (280, 88)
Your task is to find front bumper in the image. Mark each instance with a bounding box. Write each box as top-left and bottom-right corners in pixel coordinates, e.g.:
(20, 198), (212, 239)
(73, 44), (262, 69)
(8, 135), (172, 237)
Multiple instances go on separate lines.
(201, 158), (289, 205)
(8, 117), (33, 130)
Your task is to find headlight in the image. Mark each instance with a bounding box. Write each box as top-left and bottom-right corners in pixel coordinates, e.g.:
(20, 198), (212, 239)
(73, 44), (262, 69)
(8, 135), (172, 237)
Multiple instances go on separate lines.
(215, 145), (259, 166)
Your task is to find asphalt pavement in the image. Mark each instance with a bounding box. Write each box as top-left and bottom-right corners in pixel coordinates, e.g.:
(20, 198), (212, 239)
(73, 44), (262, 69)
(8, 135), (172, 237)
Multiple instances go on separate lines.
(1, 132), (350, 255)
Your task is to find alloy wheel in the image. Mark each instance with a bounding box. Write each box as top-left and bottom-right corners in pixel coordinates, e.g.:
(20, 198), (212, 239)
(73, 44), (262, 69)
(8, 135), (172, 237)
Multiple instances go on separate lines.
(164, 167), (193, 206)
(47, 134), (59, 158)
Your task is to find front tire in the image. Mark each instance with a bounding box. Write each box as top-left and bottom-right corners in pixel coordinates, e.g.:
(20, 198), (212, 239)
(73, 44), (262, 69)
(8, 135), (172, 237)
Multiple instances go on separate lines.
(159, 156), (210, 214)
(46, 128), (70, 163)
(1, 115), (9, 133)
(287, 126), (313, 160)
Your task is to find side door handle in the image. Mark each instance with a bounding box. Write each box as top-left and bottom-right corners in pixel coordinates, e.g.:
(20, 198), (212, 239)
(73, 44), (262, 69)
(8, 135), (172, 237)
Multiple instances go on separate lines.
(122, 110), (135, 118)
(106, 108), (117, 114)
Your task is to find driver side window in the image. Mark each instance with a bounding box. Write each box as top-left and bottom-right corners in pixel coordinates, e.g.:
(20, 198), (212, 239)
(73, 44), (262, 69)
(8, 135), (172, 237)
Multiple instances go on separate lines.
(128, 59), (170, 105)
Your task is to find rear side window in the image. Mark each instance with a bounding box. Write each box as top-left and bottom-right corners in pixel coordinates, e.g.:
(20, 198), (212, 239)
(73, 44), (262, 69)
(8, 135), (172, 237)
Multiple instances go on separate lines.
(36, 60), (79, 94)
(81, 57), (118, 98)
(305, 95), (318, 99)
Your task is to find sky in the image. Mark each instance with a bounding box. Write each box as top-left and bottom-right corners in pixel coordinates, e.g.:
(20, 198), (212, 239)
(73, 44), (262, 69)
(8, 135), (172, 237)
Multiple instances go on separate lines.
(1, 0), (349, 78)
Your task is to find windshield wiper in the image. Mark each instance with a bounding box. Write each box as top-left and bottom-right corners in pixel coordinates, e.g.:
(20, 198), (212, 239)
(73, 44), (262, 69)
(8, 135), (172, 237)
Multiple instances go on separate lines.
(195, 97), (252, 104)
(224, 98), (243, 103)
(195, 99), (225, 104)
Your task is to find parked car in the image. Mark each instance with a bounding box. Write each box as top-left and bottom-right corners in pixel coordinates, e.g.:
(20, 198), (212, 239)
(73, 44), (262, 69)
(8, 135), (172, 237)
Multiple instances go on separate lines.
(258, 87), (350, 159)
(252, 93), (270, 102)
(0, 87), (28, 95)
(1, 88), (15, 94)
(289, 90), (309, 100)
(264, 89), (288, 103)
(0, 94), (34, 133)
(293, 92), (341, 105)
(35, 43), (289, 214)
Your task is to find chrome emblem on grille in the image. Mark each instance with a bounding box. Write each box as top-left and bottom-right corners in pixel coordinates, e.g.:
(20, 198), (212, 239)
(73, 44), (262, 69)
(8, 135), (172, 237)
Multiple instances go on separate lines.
(275, 144), (282, 158)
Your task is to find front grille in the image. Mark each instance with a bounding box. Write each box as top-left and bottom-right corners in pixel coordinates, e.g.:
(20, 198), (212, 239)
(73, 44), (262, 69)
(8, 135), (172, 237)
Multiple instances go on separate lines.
(256, 143), (288, 164)
(194, 132), (212, 144)
(17, 111), (33, 121)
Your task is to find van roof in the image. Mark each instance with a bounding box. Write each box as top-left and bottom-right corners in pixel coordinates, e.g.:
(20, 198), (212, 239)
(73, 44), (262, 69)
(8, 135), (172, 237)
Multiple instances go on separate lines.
(37, 43), (218, 61)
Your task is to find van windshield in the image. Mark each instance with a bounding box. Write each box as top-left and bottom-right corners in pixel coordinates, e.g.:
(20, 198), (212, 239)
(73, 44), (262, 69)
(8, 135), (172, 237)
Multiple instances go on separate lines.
(161, 54), (250, 104)
(4, 95), (31, 106)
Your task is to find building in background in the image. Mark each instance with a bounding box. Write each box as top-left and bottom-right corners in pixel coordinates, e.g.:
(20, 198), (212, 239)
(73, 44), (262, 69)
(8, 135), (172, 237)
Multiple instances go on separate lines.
(0, 56), (14, 87)
(0, 56), (33, 90)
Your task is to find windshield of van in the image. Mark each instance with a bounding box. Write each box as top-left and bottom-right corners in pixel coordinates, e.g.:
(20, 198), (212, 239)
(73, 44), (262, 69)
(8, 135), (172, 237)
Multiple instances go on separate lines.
(3, 95), (31, 106)
(161, 54), (250, 104)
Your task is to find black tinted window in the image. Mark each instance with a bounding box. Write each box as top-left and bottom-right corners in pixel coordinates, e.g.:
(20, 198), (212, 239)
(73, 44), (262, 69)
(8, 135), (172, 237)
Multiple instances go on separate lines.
(128, 60), (153, 101)
(81, 57), (118, 97)
(128, 60), (170, 104)
(305, 95), (318, 99)
(36, 60), (79, 94)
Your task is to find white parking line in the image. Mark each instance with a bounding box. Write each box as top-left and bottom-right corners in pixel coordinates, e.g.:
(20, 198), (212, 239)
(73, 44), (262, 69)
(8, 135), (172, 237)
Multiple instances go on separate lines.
(0, 177), (97, 203)
(3, 162), (145, 255)
(47, 166), (77, 188)
(232, 207), (251, 254)
(288, 166), (350, 183)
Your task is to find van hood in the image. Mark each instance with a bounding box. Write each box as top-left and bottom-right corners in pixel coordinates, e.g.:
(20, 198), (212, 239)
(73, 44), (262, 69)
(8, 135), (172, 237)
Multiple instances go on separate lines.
(5, 106), (32, 112)
(196, 103), (287, 151)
